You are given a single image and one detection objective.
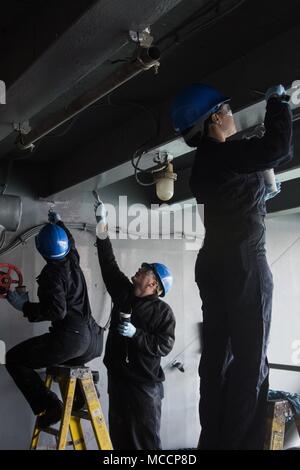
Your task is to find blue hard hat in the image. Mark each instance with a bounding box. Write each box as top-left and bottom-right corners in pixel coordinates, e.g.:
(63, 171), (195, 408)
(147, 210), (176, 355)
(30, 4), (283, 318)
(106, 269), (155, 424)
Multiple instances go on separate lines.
(171, 84), (231, 133)
(35, 224), (70, 260)
(142, 262), (173, 297)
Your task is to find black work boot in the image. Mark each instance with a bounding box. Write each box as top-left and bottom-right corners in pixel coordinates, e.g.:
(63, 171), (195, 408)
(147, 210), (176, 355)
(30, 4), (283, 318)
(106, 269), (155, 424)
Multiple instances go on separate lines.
(37, 397), (63, 428)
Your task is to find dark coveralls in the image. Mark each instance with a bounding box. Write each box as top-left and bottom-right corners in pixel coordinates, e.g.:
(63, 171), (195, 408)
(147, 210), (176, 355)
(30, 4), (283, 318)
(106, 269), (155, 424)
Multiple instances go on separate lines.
(96, 236), (176, 450)
(6, 221), (103, 415)
(189, 97), (293, 449)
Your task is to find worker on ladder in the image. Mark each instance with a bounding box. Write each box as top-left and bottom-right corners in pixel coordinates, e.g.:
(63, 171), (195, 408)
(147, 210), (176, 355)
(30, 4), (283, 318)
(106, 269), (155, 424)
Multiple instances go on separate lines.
(5, 211), (103, 428)
(94, 198), (176, 450)
(171, 84), (293, 449)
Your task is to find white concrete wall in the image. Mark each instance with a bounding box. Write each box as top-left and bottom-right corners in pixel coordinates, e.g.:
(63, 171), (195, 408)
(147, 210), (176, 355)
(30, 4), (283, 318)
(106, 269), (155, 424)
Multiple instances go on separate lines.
(1, 200), (300, 449)
(266, 214), (300, 448)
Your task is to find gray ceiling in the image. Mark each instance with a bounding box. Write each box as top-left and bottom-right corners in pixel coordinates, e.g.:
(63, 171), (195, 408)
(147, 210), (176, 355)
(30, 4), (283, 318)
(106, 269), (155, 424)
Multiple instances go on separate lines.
(1, 0), (300, 213)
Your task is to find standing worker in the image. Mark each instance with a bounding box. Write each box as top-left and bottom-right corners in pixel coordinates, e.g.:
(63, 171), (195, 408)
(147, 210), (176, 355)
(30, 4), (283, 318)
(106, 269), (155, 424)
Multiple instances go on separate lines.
(171, 84), (293, 449)
(94, 198), (176, 450)
(5, 211), (103, 428)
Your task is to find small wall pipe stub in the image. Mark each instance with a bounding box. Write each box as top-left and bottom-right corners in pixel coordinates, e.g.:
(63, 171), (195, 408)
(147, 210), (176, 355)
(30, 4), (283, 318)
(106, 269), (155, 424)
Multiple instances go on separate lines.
(0, 195), (22, 232)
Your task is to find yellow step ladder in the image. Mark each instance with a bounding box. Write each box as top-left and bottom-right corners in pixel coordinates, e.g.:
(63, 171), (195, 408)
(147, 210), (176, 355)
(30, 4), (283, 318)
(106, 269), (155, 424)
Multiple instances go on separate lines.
(30, 365), (113, 450)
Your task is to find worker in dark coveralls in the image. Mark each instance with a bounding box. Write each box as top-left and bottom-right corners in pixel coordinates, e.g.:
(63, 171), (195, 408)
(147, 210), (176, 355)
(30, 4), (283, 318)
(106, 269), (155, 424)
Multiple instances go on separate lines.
(6, 211), (103, 428)
(94, 199), (176, 450)
(171, 83), (293, 449)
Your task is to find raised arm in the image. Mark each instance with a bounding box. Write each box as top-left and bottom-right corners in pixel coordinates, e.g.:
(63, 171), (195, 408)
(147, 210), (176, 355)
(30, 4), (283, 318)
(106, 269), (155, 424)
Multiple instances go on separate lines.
(220, 97), (293, 173)
(96, 236), (133, 307)
(57, 220), (79, 262)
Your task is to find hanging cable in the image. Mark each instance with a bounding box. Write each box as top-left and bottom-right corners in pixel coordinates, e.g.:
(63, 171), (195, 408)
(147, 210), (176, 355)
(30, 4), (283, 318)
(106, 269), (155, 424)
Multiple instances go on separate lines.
(132, 149), (171, 187)
(0, 223), (95, 257)
(156, 0), (220, 47)
(157, 0), (247, 56)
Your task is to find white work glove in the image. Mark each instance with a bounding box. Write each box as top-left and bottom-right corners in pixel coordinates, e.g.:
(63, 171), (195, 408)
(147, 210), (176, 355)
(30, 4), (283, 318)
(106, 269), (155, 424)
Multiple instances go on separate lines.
(94, 200), (108, 239)
(117, 322), (136, 338)
(264, 179), (281, 201)
(94, 201), (107, 224)
(6, 290), (29, 312)
(48, 210), (61, 224)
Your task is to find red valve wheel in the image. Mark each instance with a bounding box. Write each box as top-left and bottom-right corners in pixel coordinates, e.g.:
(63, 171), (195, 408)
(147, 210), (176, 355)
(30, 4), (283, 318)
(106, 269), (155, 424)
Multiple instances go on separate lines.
(0, 263), (23, 298)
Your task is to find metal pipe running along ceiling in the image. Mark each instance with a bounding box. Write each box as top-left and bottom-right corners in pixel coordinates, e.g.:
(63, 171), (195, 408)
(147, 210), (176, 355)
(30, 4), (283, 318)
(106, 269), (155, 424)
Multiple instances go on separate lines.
(17, 47), (160, 150)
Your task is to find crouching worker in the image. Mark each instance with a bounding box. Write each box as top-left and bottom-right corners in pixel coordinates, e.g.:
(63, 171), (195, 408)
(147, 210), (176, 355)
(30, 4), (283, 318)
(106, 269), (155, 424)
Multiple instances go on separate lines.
(5, 211), (103, 428)
(94, 199), (176, 450)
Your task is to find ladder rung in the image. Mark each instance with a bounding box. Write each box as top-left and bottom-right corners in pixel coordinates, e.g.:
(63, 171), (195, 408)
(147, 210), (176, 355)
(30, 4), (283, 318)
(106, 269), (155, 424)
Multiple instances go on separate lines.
(71, 410), (90, 421)
(39, 426), (59, 437)
(36, 428), (77, 447)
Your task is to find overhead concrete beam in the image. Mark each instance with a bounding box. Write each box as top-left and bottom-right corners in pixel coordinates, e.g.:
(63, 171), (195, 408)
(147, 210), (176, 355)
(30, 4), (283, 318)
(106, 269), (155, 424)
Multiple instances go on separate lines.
(0, 0), (183, 144)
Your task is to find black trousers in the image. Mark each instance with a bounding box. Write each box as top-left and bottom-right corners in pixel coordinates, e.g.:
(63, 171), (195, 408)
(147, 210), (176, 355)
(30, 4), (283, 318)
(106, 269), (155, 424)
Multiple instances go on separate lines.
(6, 322), (102, 415)
(108, 374), (164, 450)
(195, 246), (273, 450)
